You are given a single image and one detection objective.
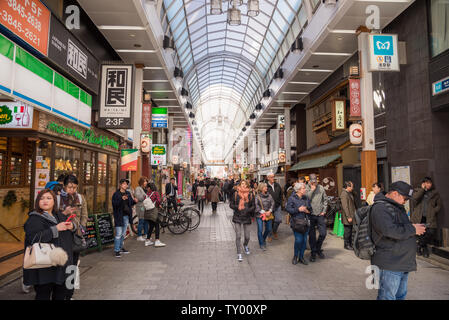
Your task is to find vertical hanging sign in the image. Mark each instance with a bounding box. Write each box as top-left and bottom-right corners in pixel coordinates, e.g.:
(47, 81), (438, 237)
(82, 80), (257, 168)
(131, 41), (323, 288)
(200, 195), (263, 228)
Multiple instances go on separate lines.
(141, 102), (152, 131)
(332, 99), (346, 131)
(99, 64), (134, 129)
(121, 149), (138, 171)
(349, 79), (361, 118)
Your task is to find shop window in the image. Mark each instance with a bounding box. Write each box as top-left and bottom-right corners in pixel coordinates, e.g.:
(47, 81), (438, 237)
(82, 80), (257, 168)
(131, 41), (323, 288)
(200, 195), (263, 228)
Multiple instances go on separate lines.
(430, 0), (449, 57)
(54, 143), (80, 180)
(95, 153), (107, 213)
(0, 137), (32, 187)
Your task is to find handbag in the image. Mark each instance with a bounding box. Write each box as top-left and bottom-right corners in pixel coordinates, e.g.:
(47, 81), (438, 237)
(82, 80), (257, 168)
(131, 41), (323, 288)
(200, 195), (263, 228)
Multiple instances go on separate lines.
(291, 215), (310, 234)
(258, 196), (274, 221)
(143, 192), (155, 210)
(23, 233), (68, 269)
(73, 225), (93, 253)
(144, 207), (159, 222)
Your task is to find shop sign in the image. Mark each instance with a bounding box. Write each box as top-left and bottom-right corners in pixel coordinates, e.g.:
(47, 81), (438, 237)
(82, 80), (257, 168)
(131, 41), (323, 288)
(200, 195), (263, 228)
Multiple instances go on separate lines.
(151, 144), (166, 166)
(151, 107), (168, 128)
(121, 149), (138, 171)
(332, 99), (346, 131)
(432, 76), (449, 96)
(349, 79), (361, 118)
(46, 122), (119, 150)
(142, 103), (152, 131)
(0, 0), (51, 56)
(140, 133), (151, 153)
(278, 150), (286, 163)
(47, 15), (100, 93)
(0, 102), (33, 128)
(99, 64), (134, 129)
(368, 34), (400, 72)
(277, 115), (285, 130)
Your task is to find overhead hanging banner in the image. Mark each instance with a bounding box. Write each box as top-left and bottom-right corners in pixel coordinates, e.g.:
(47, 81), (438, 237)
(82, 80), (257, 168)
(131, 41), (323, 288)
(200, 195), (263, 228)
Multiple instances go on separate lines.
(349, 78), (361, 118)
(0, 0), (51, 56)
(99, 64), (134, 129)
(141, 102), (152, 131)
(121, 149), (138, 171)
(47, 15), (100, 93)
(368, 34), (400, 72)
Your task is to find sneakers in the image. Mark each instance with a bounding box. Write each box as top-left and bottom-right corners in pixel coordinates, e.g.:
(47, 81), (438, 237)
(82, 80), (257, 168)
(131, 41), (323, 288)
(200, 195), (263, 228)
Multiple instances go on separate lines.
(120, 248), (129, 254)
(272, 232), (278, 240)
(267, 236), (272, 243)
(114, 251), (121, 258)
(237, 254), (243, 262)
(244, 246), (250, 255)
(136, 236), (146, 241)
(145, 239), (154, 246)
(260, 244), (267, 251)
(309, 255), (316, 262)
(22, 282), (32, 294)
(154, 239), (166, 247)
(299, 258), (309, 265)
(292, 256), (298, 265)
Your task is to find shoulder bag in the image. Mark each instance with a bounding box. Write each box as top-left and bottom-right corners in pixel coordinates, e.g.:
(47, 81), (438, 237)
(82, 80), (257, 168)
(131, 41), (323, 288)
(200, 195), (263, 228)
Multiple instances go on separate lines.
(258, 196), (274, 221)
(23, 233), (68, 269)
(291, 213), (310, 234)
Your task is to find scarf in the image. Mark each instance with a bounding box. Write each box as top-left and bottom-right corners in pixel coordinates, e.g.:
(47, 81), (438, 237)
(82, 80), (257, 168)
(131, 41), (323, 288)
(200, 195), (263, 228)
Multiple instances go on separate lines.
(237, 186), (250, 211)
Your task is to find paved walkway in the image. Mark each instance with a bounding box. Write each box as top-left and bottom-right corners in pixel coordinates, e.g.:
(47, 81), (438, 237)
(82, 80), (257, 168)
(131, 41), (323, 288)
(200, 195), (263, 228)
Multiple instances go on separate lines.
(1, 202), (449, 300)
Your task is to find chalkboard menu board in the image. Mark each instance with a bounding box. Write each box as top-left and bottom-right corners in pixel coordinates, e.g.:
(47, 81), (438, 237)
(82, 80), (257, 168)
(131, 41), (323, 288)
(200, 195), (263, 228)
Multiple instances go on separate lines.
(83, 216), (99, 250)
(97, 213), (114, 245)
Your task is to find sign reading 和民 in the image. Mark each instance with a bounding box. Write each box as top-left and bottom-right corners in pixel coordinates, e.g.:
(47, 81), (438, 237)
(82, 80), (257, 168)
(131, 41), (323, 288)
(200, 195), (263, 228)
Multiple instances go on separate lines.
(99, 64), (134, 129)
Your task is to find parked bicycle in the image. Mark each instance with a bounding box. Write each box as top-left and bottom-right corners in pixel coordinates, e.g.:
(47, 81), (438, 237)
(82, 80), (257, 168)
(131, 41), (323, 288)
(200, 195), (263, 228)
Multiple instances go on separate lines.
(162, 197), (201, 232)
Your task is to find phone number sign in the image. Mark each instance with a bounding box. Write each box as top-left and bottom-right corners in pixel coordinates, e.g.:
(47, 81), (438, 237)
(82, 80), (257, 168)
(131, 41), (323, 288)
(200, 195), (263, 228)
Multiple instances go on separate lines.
(0, 0), (51, 56)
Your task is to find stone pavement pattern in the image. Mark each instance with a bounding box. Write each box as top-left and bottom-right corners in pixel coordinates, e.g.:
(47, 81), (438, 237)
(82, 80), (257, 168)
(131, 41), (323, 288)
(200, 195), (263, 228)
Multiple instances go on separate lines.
(1, 202), (449, 300)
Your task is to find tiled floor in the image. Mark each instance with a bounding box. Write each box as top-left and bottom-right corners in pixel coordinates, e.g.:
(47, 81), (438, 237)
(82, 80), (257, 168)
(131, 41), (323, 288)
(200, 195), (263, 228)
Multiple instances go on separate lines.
(1, 202), (449, 300)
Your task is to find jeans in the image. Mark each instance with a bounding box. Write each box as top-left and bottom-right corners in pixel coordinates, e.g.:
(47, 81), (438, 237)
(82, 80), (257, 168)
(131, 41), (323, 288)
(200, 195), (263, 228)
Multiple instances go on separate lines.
(309, 215), (327, 255)
(377, 270), (409, 300)
(114, 215), (129, 252)
(293, 230), (309, 259)
(198, 199), (205, 213)
(234, 223), (250, 254)
(271, 206), (282, 234)
(256, 217), (272, 247)
(137, 218), (149, 237)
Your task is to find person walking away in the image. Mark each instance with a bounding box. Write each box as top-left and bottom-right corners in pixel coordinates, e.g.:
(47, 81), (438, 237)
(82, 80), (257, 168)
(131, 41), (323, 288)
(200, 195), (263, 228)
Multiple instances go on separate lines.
(307, 174), (328, 262)
(230, 180), (255, 261)
(411, 177), (441, 258)
(165, 177), (178, 212)
(266, 173), (283, 241)
(255, 183), (274, 251)
(56, 174), (87, 300)
(286, 183), (312, 265)
(135, 177), (149, 241)
(340, 181), (356, 250)
(192, 180), (199, 204)
(208, 181), (221, 214)
(371, 181), (426, 300)
(197, 181), (206, 214)
(223, 179), (229, 203)
(145, 183), (166, 247)
(366, 182), (384, 206)
(24, 189), (77, 300)
(112, 179), (136, 258)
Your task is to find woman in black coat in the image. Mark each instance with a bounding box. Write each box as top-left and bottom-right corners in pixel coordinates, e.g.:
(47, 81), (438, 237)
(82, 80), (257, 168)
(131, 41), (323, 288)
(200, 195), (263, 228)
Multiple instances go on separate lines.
(230, 180), (255, 262)
(23, 189), (77, 300)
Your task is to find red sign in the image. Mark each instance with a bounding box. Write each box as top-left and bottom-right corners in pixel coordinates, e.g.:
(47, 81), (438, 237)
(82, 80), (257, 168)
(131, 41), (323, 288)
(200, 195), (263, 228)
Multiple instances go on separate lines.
(349, 79), (361, 118)
(0, 0), (51, 56)
(141, 103), (152, 131)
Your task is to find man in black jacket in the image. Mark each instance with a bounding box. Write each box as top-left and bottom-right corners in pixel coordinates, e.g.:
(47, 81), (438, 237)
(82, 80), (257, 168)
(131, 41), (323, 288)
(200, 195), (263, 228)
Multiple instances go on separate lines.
(371, 181), (426, 300)
(267, 173), (283, 240)
(165, 178), (178, 212)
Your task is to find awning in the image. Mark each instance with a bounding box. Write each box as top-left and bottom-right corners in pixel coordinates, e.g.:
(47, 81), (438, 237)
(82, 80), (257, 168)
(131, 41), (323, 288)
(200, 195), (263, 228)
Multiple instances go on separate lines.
(258, 166), (280, 176)
(289, 154), (341, 172)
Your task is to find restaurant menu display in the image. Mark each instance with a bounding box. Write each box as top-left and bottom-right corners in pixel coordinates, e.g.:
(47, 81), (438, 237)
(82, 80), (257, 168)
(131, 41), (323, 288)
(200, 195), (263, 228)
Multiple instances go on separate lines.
(97, 213), (114, 245)
(0, 0), (51, 56)
(83, 216), (99, 250)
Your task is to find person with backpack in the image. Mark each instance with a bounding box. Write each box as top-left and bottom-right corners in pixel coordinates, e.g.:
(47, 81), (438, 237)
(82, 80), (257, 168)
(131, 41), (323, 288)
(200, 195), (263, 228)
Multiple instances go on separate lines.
(369, 181), (426, 300)
(286, 182), (312, 265)
(306, 174), (328, 262)
(255, 183), (275, 251)
(340, 181), (356, 250)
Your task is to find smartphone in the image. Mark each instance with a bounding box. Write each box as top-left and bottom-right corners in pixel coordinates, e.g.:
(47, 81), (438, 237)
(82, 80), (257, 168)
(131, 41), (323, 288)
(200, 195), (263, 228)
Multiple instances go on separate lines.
(75, 204), (82, 208)
(66, 214), (76, 223)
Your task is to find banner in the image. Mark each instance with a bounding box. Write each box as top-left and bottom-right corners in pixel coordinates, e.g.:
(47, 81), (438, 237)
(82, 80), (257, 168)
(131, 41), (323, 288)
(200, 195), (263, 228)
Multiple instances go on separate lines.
(99, 64), (134, 129)
(140, 133), (151, 153)
(121, 149), (138, 171)
(47, 15), (100, 93)
(141, 103), (151, 131)
(0, 0), (50, 56)
(349, 79), (361, 118)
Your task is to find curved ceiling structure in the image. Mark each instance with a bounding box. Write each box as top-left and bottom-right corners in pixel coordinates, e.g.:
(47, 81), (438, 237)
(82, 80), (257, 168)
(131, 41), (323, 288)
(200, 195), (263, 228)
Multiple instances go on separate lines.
(161, 0), (309, 160)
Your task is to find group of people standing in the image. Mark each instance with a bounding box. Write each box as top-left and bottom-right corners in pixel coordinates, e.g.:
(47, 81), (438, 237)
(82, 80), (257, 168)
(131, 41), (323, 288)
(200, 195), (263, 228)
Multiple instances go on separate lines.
(191, 179), (223, 214)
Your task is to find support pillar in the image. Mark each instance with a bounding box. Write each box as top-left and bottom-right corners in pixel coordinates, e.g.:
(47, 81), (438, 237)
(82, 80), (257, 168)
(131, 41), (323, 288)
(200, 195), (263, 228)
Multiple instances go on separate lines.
(358, 31), (378, 193)
(131, 65), (143, 189)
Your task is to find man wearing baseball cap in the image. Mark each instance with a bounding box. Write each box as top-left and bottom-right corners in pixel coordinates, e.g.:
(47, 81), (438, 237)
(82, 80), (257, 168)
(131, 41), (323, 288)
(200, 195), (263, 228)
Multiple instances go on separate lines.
(370, 181), (426, 300)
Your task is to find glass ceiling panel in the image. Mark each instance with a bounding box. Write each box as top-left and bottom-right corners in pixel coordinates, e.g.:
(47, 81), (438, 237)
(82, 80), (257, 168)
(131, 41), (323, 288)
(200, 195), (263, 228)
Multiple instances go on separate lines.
(162, 0), (308, 160)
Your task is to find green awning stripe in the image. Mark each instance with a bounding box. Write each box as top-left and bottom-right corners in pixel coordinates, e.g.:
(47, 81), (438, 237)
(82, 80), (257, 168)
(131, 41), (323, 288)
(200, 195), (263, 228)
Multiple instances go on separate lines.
(15, 47), (53, 83)
(289, 154), (341, 171)
(54, 73), (80, 100)
(80, 90), (92, 107)
(0, 33), (14, 60)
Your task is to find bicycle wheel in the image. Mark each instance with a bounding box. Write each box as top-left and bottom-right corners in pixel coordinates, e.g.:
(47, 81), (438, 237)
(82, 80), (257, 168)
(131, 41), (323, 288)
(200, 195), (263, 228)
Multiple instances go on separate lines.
(167, 213), (190, 234)
(130, 215), (139, 235)
(182, 208), (201, 231)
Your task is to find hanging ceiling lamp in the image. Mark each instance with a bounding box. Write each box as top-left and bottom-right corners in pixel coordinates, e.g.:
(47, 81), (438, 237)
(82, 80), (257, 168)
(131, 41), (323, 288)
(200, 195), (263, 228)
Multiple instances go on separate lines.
(163, 35), (175, 53)
(245, 121), (251, 126)
(185, 101), (193, 109)
(249, 113), (256, 120)
(255, 103), (263, 111)
(227, 1), (241, 26)
(174, 67), (183, 80)
(291, 37), (304, 53)
(189, 112), (195, 119)
(273, 68), (284, 80)
(210, 0), (223, 14)
(181, 88), (189, 97)
(263, 89), (271, 100)
(247, 0), (259, 17)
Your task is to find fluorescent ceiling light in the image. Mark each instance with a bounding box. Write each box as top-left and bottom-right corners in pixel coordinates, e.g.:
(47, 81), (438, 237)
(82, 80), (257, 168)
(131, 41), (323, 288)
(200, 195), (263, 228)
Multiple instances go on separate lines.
(147, 90), (173, 93)
(116, 49), (156, 53)
(281, 92), (308, 95)
(312, 52), (353, 56)
(98, 26), (146, 30)
(144, 67), (164, 70)
(299, 68), (333, 72)
(329, 29), (356, 33)
(153, 99), (177, 101)
(289, 81), (320, 85)
(142, 80), (169, 82)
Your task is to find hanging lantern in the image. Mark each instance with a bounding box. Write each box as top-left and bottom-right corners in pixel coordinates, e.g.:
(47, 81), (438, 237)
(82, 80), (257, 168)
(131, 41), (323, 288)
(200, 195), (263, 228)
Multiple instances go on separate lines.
(227, 4), (241, 26)
(210, 0), (222, 14)
(247, 0), (259, 17)
(349, 123), (363, 145)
